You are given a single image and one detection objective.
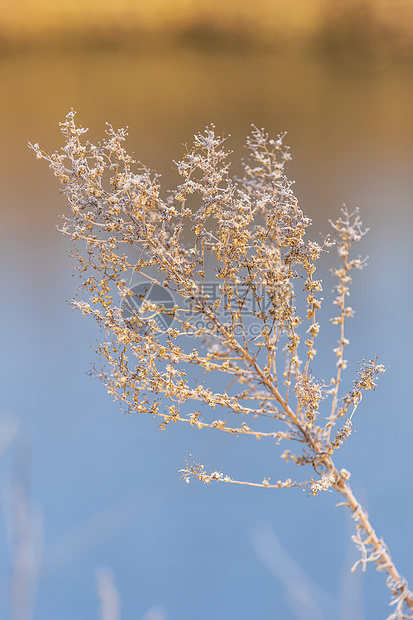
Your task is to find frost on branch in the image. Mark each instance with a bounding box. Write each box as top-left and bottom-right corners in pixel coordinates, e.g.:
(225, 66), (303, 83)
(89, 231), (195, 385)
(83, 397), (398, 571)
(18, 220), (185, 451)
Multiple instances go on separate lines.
(29, 111), (380, 485)
(30, 111), (413, 617)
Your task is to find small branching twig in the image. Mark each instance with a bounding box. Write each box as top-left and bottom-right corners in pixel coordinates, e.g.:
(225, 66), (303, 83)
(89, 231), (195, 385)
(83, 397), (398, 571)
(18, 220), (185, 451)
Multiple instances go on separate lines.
(31, 112), (413, 618)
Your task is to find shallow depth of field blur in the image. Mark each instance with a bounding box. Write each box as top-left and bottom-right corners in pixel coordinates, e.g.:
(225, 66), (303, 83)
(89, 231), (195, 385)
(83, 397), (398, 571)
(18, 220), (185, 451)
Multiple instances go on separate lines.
(1, 2), (413, 619)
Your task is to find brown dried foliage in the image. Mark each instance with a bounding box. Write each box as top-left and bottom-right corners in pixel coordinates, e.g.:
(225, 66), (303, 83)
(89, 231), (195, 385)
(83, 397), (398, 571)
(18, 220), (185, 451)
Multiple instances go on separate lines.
(30, 111), (413, 618)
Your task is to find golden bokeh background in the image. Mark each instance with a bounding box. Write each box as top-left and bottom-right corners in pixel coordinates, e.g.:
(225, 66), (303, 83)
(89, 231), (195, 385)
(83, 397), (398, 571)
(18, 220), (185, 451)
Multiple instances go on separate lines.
(1, 0), (413, 54)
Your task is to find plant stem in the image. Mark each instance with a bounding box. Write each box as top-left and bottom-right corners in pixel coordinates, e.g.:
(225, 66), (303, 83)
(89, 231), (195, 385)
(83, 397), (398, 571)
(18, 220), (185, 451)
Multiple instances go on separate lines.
(330, 462), (413, 617)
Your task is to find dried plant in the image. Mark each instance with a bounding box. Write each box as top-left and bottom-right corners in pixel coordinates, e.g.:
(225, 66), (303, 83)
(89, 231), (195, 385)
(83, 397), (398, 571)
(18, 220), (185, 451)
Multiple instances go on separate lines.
(30, 111), (413, 619)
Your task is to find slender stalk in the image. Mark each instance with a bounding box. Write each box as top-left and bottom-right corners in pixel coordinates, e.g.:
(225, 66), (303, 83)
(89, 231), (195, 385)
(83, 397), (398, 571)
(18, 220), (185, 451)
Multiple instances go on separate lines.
(333, 467), (413, 618)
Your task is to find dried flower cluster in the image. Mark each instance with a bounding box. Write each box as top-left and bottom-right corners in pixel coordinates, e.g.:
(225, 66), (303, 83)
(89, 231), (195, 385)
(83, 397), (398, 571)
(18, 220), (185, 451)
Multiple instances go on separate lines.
(30, 111), (413, 618)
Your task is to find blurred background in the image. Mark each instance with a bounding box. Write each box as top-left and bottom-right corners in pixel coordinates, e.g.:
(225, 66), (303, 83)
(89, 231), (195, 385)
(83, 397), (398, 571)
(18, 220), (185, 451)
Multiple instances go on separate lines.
(1, 1), (413, 619)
